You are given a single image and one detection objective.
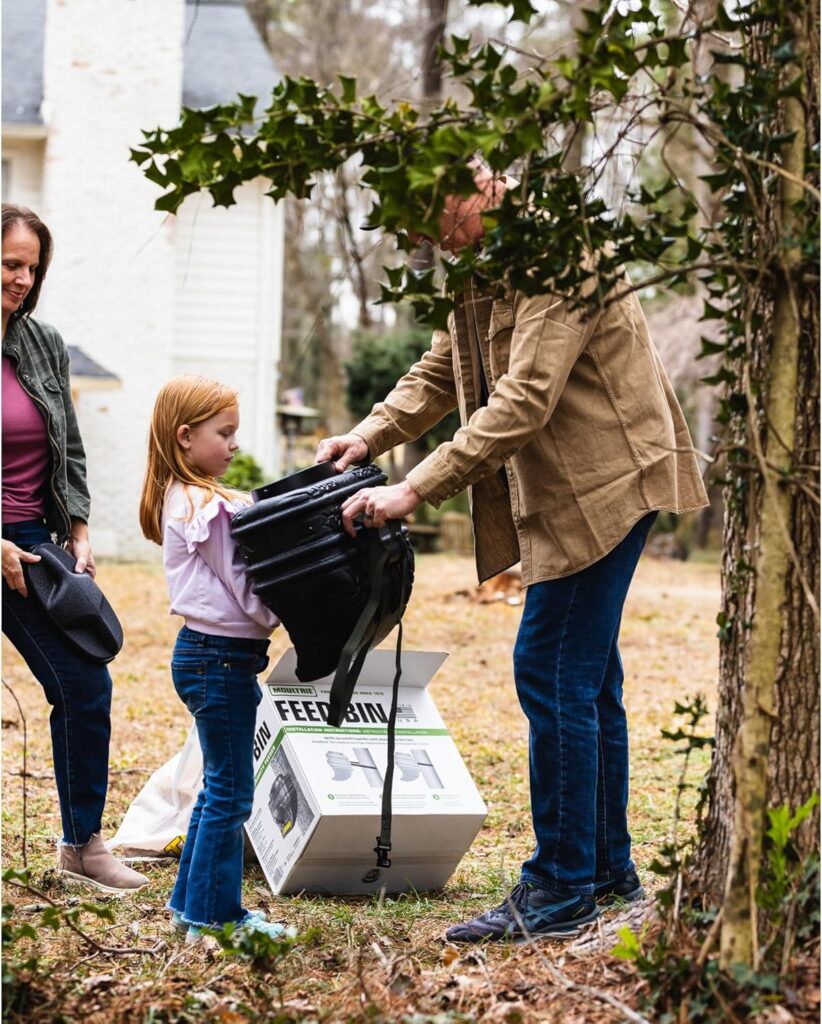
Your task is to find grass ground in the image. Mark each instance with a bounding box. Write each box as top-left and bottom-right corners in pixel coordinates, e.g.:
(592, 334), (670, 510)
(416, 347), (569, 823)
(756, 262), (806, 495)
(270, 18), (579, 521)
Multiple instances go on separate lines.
(2, 552), (722, 1022)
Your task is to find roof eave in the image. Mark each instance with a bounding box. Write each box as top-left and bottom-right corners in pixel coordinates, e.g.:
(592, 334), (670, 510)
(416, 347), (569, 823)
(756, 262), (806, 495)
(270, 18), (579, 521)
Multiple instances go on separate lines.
(71, 376), (122, 393)
(2, 123), (48, 140)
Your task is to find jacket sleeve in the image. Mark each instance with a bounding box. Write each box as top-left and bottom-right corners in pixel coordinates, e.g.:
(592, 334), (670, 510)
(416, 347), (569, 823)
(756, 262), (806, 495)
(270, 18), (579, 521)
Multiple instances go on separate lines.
(405, 290), (600, 506)
(57, 337), (91, 523)
(351, 326), (458, 458)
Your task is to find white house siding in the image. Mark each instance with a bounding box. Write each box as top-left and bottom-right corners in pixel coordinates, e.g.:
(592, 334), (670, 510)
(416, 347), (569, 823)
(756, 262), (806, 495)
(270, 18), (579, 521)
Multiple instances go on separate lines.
(171, 180), (283, 480)
(38, 0), (185, 559)
(2, 137), (45, 210)
(2, 0), (284, 558)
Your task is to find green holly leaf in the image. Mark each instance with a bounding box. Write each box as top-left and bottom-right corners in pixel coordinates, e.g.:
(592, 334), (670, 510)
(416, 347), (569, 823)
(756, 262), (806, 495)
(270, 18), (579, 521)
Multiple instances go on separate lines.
(698, 336), (728, 360)
(155, 189), (186, 214)
(464, 0), (537, 24)
(142, 160), (169, 187)
(338, 75), (357, 106)
(508, 0), (537, 23)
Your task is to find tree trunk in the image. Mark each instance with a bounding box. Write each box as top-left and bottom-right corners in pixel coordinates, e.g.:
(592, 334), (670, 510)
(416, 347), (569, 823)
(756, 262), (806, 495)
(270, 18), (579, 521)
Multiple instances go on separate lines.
(692, 3), (819, 961)
(244, 0), (270, 44)
(421, 0), (447, 104)
(410, 0), (448, 276)
(334, 165), (374, 329)
(559, 0), (599, 173)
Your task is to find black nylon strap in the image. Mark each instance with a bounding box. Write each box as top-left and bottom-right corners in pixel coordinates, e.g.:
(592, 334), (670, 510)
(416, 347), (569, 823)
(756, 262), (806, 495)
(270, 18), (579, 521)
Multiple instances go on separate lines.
(374, 525), (412, 869)
(327, 533), (391, 727)
(374, 616), (403, 868)
(327, 520), (412, 871)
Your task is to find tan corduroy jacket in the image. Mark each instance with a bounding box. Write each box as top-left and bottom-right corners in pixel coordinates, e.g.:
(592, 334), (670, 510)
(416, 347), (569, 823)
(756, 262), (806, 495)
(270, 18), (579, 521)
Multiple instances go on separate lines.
(353, 278), (708, 586)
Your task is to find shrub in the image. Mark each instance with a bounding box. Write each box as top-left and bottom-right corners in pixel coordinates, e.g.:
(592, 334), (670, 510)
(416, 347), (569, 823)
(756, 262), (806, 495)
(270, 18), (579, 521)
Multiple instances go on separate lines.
(345, 327), (460, 452)
(221, 451), (265, 492)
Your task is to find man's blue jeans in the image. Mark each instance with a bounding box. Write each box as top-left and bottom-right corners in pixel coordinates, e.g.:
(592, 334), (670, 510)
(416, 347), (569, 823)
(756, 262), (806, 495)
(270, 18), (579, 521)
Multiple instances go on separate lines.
(168, 626), (269, 928)
(1, 519), (113, 846)
(514, 512), (657, 895)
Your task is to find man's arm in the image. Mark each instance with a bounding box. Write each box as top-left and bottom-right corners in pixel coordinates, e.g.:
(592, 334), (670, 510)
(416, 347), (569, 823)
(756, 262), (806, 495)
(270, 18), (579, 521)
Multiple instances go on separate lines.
(406, 291), (600, 506)
(316, 325), (457, 470)
(337, 288), (602, 534)
(353, 326), (458, 457)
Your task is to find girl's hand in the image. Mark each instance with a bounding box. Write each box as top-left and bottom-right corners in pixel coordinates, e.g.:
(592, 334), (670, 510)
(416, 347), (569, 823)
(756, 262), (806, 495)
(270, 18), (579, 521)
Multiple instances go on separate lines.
(340, 480), (423, 538)
(67, 522), (96, 578)
(1, 539), (41, 597)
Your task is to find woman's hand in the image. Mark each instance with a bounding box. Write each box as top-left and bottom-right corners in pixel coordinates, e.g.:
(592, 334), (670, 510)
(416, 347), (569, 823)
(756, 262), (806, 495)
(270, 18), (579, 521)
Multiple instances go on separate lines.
(340, 480), (423, 538)
(1, 539), (41, 597)
(315, 433), (369, 473)
(67, 521), (96, 578)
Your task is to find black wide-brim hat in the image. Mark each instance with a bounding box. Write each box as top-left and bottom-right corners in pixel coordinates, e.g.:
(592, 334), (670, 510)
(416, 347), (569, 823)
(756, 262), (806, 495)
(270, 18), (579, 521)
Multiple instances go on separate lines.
(24, 543), (124, 664)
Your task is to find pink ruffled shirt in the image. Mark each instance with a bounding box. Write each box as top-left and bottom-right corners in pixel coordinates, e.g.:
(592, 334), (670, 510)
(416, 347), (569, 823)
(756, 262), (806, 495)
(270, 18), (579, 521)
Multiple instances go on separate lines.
(161, 481), (279, 640)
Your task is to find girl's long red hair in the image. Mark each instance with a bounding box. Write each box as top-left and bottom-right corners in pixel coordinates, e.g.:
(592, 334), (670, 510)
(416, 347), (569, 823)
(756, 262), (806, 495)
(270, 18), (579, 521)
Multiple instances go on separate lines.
(139, 375), (241, 545)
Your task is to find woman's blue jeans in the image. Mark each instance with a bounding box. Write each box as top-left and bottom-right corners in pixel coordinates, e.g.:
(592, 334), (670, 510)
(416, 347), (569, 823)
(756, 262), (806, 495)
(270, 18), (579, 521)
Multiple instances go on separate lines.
(168, 625), (269, 928)
(514, 512), (657, 895)
(1, 519), (113, 846)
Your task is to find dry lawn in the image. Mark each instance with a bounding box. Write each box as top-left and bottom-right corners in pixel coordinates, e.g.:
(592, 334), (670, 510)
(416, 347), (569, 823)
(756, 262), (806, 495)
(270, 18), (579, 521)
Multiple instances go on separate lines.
(2, 552), (722, 1022)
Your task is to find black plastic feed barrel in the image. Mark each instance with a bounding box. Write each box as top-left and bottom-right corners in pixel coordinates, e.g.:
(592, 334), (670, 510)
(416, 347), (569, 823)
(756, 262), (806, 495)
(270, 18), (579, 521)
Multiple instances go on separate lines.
(230, 462), (415, 707)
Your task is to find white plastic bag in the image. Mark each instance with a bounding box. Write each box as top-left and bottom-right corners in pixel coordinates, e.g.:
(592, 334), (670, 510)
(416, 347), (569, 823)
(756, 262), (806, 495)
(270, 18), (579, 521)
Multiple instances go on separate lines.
(106, 723), (202, 860)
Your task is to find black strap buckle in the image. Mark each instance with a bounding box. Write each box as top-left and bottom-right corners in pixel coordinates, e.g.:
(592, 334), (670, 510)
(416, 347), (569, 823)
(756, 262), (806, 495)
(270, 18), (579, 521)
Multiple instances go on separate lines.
(374, 839), (392, 868)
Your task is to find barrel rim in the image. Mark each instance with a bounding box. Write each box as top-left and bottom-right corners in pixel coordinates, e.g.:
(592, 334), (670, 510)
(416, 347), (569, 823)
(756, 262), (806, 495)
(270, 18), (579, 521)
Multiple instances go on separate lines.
(251, 460), (338, 501)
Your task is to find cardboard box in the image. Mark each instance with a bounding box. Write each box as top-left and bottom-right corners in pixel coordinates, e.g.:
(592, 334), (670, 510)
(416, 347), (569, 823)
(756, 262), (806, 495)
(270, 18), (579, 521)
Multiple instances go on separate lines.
(245, 648), (487, 895)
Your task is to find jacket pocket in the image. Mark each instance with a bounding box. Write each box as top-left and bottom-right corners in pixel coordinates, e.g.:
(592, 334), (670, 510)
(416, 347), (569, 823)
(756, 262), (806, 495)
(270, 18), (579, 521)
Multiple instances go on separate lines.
(488, 300), (514, 383)
(41, 375), (65, 393)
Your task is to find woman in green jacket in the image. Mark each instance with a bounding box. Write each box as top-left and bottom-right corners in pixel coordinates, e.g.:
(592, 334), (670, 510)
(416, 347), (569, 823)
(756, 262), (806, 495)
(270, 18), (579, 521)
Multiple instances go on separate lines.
(1, 204), (146, 892)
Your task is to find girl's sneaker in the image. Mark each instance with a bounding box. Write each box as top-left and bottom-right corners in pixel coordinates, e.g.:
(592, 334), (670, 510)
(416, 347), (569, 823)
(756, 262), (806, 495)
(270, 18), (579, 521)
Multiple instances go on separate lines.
(236, 915), (287, 940)
(170, 910), (187, 934)
(185, 925), (208, 947)
(183, 910), (274, 946)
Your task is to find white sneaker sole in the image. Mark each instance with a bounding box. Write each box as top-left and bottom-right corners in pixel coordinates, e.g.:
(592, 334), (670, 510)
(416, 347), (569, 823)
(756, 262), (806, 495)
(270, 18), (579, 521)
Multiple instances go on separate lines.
(58, 868), (147, 895)
(184, 930), (219, 949)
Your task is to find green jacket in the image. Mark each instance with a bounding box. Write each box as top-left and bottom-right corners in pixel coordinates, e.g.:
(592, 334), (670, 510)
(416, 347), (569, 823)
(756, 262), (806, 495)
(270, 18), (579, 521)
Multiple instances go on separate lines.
(2, 315), (90, 542)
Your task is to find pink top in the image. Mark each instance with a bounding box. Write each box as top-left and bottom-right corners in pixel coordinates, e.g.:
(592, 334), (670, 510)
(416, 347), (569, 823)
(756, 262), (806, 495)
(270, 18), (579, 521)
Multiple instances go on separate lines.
(162, 481), (279, 640)
(2, 355), (50, 523)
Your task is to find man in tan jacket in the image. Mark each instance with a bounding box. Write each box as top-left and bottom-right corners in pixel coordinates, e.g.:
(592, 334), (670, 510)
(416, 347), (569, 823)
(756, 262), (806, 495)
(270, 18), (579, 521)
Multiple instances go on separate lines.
(317, 165), (708, 942)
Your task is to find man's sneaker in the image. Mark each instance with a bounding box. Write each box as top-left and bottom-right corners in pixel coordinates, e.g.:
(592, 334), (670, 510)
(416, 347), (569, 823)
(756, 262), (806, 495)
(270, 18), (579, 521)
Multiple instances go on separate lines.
(594, 870), (645, 906)
(57, 834), (149, 894)
(445, 882), (600, 943)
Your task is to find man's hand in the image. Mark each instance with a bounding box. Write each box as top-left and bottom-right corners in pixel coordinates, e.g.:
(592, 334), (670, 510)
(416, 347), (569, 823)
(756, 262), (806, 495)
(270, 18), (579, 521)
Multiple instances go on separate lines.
(67, 521), (96, 578)
(1, 539), (41, 597)
(315, 433), (369, 473)
(340, 480), (423, 538)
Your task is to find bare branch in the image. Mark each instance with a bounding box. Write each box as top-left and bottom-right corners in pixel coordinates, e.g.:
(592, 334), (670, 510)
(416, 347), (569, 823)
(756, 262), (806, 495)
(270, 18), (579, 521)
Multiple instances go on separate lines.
(2, 678), (28, 867)
(4, 877), (161, 957)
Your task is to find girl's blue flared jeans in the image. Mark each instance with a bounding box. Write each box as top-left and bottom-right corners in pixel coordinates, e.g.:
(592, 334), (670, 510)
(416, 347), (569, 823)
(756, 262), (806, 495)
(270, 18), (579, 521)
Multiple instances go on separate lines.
(168, 625), (269, 928)
(514, 512), (657, 895)
(2, 519), (112, 846)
